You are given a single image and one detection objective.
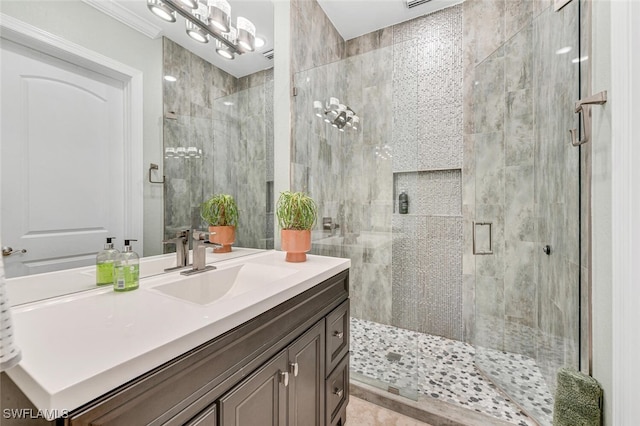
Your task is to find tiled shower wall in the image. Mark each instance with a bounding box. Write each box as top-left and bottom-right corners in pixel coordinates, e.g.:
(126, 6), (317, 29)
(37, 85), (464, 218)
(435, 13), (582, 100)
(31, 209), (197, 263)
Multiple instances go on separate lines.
(292, 3), (465, 341)
(463, 0), (580, 400)
(163, 39), (274, 249)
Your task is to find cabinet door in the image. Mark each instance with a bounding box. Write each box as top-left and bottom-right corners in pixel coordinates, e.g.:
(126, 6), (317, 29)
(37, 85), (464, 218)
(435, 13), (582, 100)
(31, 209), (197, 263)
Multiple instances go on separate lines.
(287, 320), (325, 426)
(219, 351), (288, 426)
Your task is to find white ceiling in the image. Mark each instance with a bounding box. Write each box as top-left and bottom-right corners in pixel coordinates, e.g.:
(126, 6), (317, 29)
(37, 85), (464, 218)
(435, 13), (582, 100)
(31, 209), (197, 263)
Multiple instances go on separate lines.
(87, 0), (462, 79)
(317, 0), (463, 41)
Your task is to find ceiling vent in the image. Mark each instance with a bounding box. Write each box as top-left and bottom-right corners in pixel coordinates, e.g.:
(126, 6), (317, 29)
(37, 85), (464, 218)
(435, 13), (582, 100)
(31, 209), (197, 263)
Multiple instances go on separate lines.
(406, 0), (433, 8)
(262, 49), (274, 60)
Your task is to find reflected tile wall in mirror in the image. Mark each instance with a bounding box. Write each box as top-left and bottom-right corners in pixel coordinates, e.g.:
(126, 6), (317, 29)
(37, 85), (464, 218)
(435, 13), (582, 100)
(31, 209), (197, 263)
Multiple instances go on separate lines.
(163, 39), (274, 250)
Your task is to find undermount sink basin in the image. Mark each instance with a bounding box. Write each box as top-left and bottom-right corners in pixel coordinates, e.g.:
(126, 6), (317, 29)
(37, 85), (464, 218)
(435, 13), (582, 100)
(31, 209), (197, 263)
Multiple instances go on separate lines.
(148, 262), (298, 306)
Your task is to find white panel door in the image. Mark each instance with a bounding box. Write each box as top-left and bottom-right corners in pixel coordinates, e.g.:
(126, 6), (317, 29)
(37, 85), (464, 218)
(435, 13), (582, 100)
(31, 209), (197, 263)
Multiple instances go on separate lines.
(1, 39), (125, 278)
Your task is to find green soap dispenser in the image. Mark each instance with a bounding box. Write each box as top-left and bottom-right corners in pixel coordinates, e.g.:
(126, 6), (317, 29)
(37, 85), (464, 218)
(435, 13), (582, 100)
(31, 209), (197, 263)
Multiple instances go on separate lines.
(114, 239), (140, 292)
(96, 237), (119, 286)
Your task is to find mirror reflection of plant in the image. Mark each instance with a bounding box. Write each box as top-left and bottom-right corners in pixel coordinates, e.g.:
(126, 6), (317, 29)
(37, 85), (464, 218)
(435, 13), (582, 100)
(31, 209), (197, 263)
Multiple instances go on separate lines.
(200, 194), (239, 227)
(276, 191), (317, 231)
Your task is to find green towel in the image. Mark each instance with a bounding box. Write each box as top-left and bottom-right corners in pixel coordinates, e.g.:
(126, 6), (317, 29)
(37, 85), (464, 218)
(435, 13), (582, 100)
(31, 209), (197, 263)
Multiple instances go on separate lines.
(553, 368), (603, 426)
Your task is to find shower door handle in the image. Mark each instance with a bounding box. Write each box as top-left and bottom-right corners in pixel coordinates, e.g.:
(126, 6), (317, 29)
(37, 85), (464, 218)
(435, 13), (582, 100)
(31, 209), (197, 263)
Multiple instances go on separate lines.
(570, 91), (607, 146)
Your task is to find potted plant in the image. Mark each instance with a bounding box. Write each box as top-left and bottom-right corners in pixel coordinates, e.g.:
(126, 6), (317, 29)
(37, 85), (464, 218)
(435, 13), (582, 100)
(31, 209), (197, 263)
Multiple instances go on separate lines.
(200, 194), (239, 253)
(276, 191), (317, 262)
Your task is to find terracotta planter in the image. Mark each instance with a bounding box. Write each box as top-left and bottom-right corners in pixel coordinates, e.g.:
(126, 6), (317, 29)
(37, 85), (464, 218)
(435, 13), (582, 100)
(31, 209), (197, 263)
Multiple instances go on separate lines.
(281, 229), (311, 262)
(208, 225), (235, 253)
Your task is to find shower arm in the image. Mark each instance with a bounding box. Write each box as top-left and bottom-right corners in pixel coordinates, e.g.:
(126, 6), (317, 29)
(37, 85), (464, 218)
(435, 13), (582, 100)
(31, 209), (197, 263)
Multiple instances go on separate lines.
(570, 91), (607, 146)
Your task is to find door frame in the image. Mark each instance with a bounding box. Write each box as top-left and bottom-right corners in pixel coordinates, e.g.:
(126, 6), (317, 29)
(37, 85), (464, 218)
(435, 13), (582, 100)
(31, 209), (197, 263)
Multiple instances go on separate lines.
(0, 13), (144, 249)
(609, 1), (640, 423)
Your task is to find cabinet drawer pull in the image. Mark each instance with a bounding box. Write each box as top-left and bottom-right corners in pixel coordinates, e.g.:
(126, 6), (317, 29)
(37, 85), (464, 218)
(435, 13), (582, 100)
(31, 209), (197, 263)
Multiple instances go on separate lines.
(279, 371), (289, 387)
(333, 331), (344, 339)
(333, 388), (343, 398)
(289, 362), (299, 377)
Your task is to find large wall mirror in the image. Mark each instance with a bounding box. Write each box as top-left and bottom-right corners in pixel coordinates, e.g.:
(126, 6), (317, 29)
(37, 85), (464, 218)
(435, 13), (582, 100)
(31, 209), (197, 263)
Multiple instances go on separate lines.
(0, 0), (274, 296)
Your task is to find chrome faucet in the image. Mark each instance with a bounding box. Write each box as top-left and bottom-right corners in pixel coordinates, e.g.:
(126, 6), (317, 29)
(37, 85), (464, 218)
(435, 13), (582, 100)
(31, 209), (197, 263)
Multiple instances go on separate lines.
(181, 230), (220, 276)
(163, 229), (191, 271)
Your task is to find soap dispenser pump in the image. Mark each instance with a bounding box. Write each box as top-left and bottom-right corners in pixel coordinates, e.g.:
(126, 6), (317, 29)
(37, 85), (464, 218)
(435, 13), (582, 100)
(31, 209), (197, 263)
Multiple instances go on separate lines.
(96, 237), (119, 286)
(114, 239), (140, 292)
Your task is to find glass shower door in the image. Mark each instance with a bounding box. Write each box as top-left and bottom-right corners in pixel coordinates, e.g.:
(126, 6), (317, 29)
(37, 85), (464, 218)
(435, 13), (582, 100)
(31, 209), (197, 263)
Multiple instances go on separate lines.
(472, 1), (582, 424)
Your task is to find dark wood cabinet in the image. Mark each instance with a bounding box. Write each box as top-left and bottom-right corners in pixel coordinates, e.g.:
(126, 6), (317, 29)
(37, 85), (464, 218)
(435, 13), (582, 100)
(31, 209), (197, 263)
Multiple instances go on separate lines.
(55, 269), (350, 426)
(325, 353), (349, 426)
(220, 319), (327, 426)
(219, 351), (288, 426)
(287, 320), (325, 426)
(325, 300), (349, 375)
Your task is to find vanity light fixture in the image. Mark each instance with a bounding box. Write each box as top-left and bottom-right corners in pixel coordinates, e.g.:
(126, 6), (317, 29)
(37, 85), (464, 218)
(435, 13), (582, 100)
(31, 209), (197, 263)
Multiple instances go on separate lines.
(216, 42), (234, 60)
(186, 20), (209, 43)
(147, 0), (176, 22)
(178, 0), (198, 9)
(148, 0), (262, 60)
(314, 98), (360, 131)
(236, 16), (256, 52)
(215, 26), (236, 59)
(208, 0), (231, 32)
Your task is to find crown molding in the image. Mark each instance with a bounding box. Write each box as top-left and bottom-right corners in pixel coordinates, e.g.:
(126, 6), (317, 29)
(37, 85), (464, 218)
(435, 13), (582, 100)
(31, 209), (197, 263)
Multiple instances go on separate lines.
(81, 0), (163, 39)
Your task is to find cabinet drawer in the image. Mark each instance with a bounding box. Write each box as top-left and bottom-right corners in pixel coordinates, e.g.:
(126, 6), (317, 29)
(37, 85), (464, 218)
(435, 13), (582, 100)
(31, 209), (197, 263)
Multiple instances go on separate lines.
(325, 300), (349, 374)
(325, 353), (349, 424)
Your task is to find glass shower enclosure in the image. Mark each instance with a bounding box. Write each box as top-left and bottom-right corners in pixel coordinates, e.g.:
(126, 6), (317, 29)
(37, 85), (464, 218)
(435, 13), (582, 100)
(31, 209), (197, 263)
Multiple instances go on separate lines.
(290, 0), (584, 424)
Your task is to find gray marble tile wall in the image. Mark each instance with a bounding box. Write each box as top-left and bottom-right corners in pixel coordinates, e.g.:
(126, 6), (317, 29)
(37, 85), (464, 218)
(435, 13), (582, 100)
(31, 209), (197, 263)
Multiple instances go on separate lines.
(163, 38), (274, 250)
(463, 0), (582, 412)
(292, 2), (465, 341)
(291, 0), (345, 74)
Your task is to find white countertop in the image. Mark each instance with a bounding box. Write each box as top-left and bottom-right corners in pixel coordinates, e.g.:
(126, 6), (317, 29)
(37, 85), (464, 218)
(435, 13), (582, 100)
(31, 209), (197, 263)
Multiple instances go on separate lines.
(5, 251), (349, 419)
(5, 247), (265, 306)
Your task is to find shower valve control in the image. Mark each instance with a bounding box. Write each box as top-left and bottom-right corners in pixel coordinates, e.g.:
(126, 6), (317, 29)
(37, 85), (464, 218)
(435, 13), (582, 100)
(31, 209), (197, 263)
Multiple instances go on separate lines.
(543, 245), (552, 255)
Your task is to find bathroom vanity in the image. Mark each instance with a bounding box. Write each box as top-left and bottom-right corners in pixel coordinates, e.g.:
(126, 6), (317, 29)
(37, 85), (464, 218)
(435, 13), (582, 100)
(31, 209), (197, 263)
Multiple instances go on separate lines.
(2, 251), (350, 426)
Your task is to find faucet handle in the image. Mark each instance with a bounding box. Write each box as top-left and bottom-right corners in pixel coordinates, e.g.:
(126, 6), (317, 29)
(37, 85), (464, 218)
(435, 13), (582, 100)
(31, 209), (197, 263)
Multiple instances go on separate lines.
(192, 230), (210, 241)
(163, 229), (191, 244)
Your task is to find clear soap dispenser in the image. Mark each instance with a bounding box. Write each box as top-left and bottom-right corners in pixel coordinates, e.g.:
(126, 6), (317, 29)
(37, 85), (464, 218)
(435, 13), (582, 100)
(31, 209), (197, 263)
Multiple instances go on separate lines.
(96, 237), (119, 286)
(114, 239), (139, 292)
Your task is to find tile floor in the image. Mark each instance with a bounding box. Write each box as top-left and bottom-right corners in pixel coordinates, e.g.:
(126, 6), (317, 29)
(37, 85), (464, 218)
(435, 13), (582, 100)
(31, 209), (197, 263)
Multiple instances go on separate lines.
(347, 396), (433, 426)
(350, 318), (555, 426)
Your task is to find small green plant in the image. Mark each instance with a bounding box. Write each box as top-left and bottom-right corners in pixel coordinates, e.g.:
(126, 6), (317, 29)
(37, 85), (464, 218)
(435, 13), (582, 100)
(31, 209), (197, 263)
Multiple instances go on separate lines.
(200, 194), (239, 227)
(276, 191), (317, 230)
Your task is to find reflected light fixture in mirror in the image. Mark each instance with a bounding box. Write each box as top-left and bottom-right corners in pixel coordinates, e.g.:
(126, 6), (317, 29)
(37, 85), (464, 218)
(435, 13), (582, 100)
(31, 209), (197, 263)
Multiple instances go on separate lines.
(147, 0), (260, 60)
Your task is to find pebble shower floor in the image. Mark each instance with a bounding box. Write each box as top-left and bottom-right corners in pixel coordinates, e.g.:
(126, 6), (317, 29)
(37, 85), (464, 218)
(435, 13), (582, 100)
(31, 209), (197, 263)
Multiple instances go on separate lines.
(350, 318), (555, 426)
